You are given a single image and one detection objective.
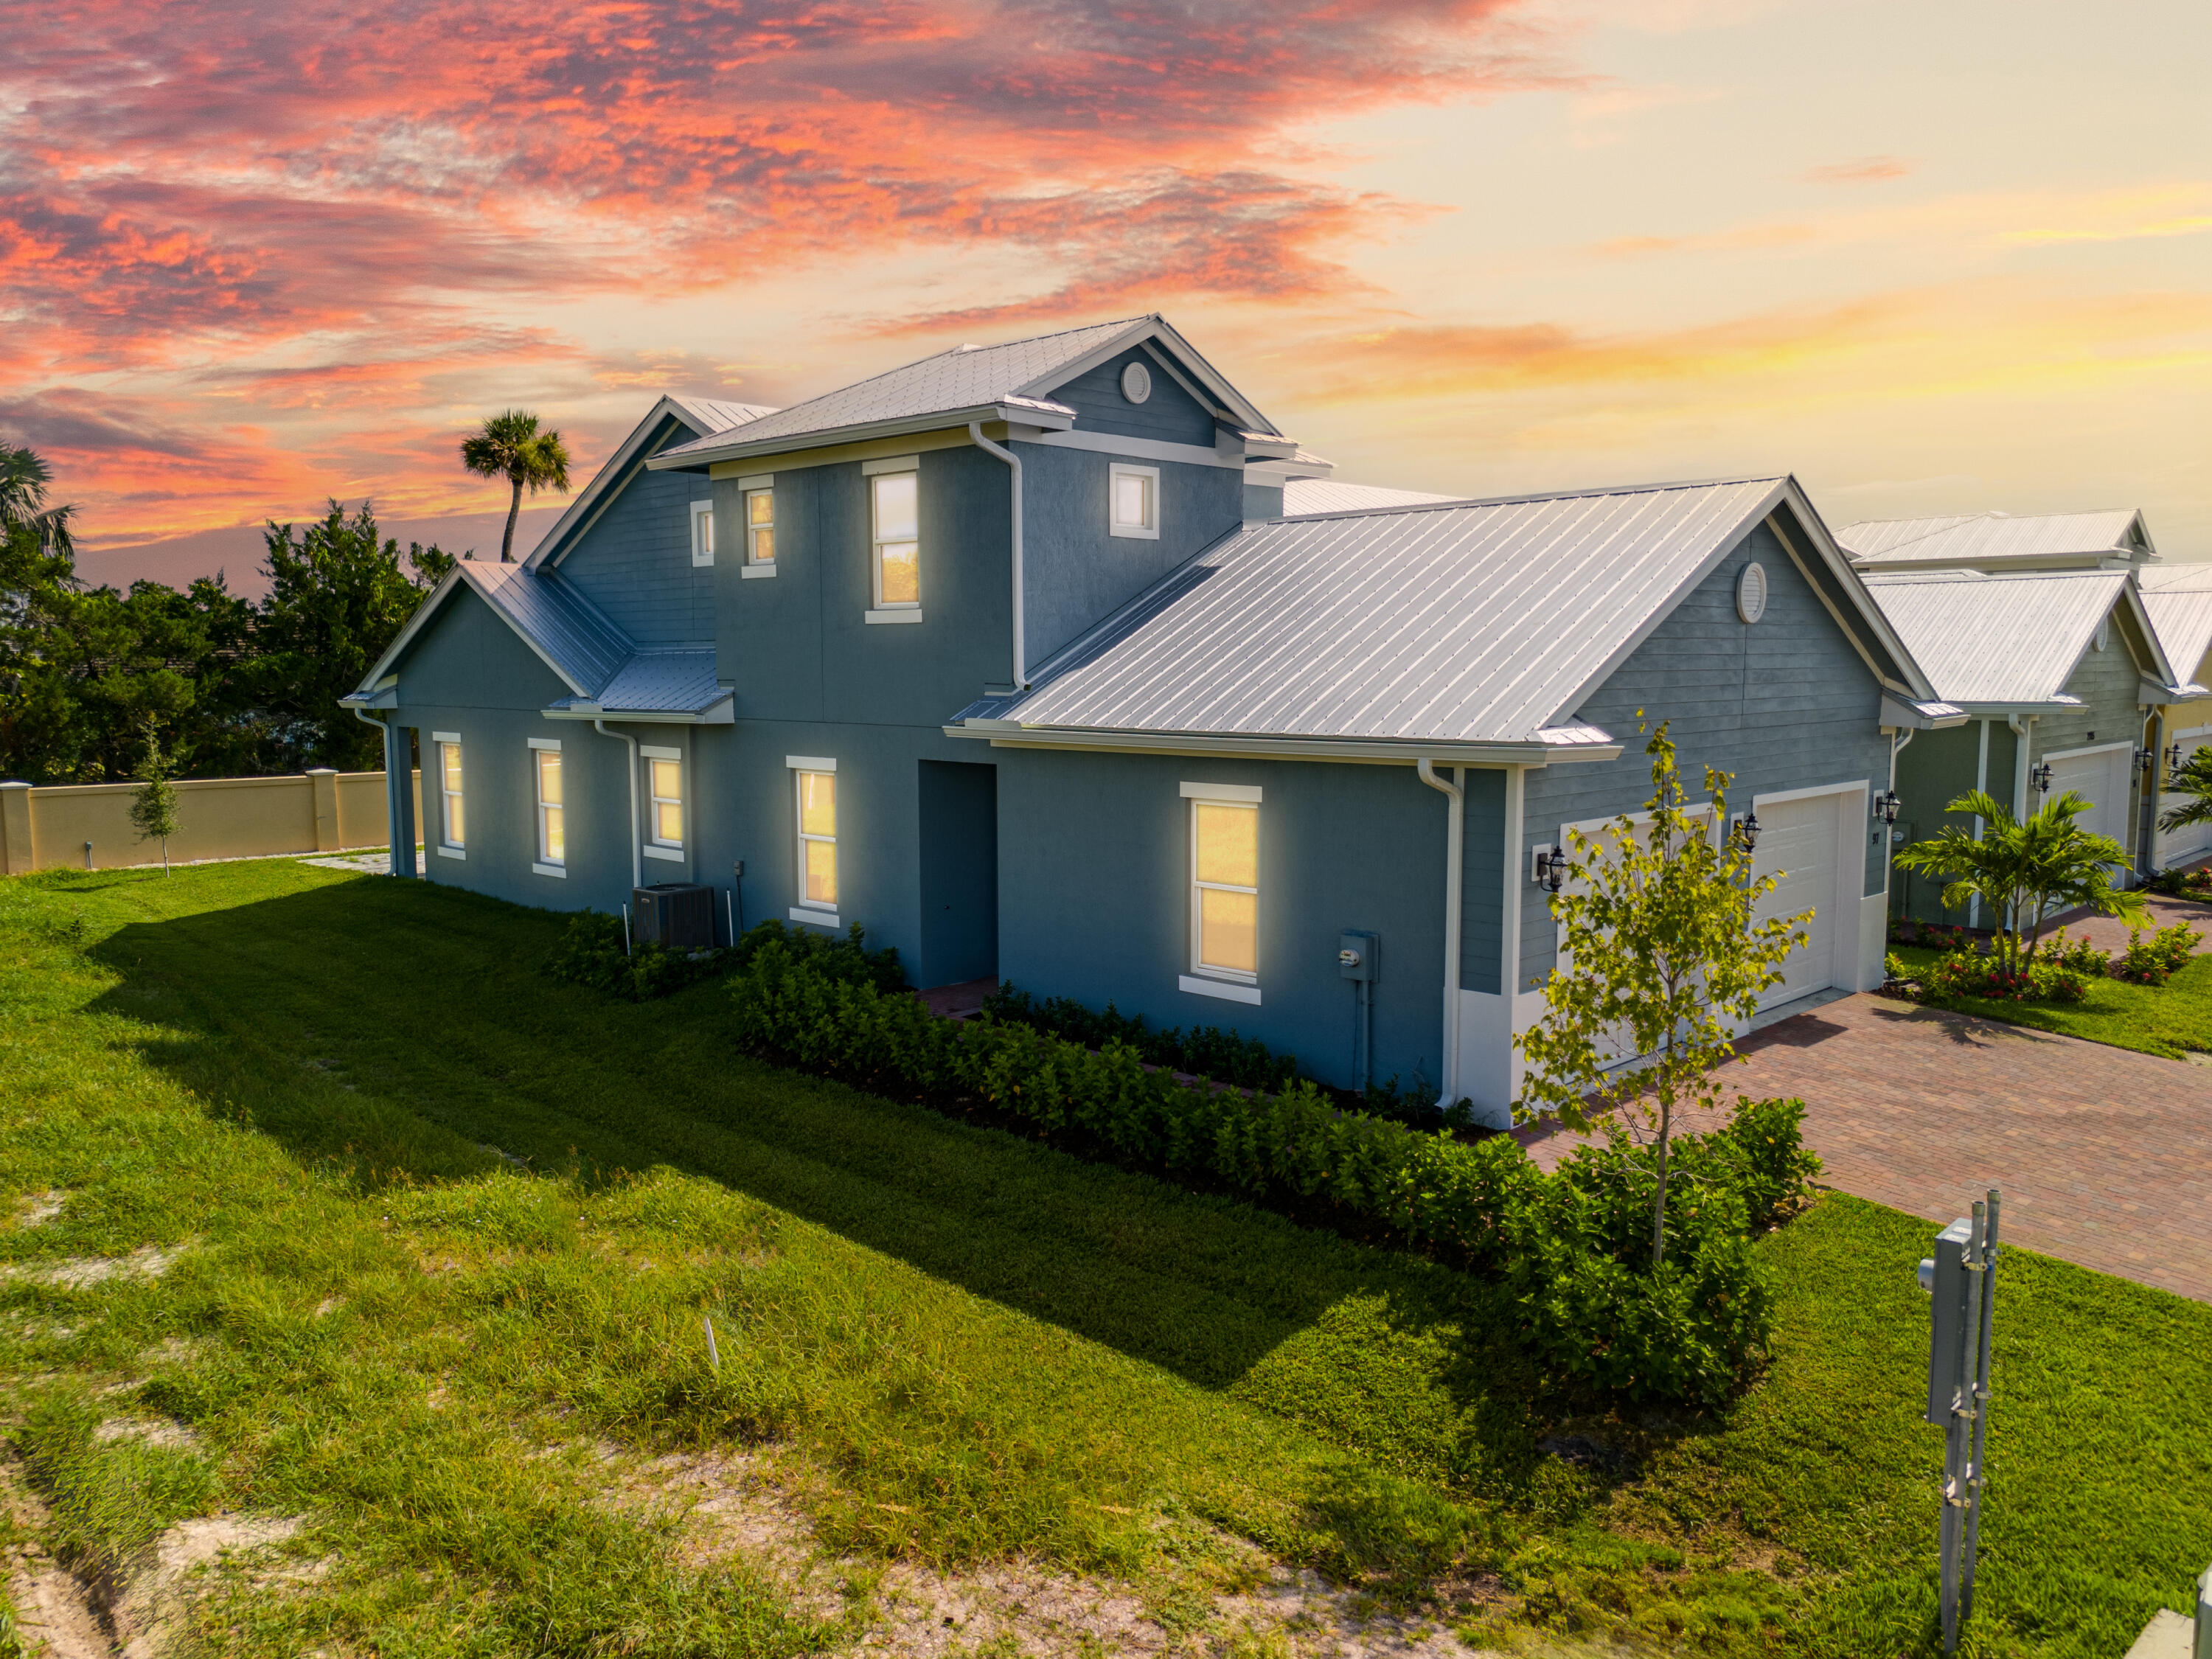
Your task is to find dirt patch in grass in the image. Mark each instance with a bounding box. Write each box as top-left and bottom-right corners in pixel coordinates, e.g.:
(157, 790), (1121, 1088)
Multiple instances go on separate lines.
(1, 1245), (182, 1290)
(9, 1192), (64, 1231)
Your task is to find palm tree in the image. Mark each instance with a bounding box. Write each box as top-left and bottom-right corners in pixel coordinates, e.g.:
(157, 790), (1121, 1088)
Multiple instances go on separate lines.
(2157, 745), (2212, 836)
(459, 412), (571, 562)
(0, 442), (75, 552)
(1893, 789), (2148, 967)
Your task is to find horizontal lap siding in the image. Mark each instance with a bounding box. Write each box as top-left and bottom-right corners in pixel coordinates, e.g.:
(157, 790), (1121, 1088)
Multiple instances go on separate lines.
(1515, 522), (1891, 992)
(1045, 348), (1218, 447)
(558, 421), (716, 647)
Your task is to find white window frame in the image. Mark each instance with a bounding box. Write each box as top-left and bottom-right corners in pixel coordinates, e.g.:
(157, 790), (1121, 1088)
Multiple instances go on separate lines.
(641, 744), (684, 862)
(738, 474), (776, 579)
(786, 755), (839, 925)
(432, 732), (465, 860)
(863, 456), (921, 621)
(689, 499), (714, 568)
(529, 737), (565, 877)
(1180, 780), (1261, 1004)
(1109, 462), (1161, 540)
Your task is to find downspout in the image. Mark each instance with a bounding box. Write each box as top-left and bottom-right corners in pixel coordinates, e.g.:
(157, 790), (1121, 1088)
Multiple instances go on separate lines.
(352, 706), (411, 878)
(2006, 715), (2034, 824)
(595, 719), (641, 891)
(968, 422), (1026, 690)
(1416, 759), (1464, 1106)
(1885, 727), (1914, 906)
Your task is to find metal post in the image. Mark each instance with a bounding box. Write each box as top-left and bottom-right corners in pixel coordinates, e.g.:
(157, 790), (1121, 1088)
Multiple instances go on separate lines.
(1961, 1190), (2000, 1620)
(1919, 1190), (2000, 1656)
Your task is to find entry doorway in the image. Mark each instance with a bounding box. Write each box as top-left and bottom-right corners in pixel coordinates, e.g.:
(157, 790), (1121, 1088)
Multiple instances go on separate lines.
(917, 760), (998, 990)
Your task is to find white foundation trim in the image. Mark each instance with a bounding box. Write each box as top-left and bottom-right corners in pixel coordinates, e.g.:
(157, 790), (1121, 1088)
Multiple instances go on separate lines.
(790, 907), (841, 928)
(1180, 974), (1262, 1006)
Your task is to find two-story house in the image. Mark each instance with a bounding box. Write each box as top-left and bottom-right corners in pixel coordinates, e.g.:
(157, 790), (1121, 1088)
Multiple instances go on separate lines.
(347, 316), (1947, 1121)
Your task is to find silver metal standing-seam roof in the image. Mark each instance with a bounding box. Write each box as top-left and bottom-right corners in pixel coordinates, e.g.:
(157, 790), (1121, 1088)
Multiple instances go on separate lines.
(2143, 585), (2212, 691)
(1281, 479), (1458, 515)
(459, 560), (632, 696)
(654, 319), (1147, 461)
(1837, 509), (2149, 568)
(667, 395), (780, 434)
(561, 650), (726, 715)
(989, 477), (1796, 747)
(1861, 570), (2129, 704)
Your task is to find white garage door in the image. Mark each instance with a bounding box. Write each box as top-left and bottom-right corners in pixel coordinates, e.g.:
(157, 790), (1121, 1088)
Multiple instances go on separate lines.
(1751, 794), (1839, 1009)
(2045, 745), (2129, 844)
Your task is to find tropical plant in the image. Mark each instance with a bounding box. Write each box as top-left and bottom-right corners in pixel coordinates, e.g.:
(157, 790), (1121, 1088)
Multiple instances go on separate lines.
(1893, 790), (2146, 970)
(0, 442), (74, 553)
(127, 718), (181, 874)
(2158, 744), (2212, 836)
(1516, 720), (1809, 1268)
(459, 411), (572, 562)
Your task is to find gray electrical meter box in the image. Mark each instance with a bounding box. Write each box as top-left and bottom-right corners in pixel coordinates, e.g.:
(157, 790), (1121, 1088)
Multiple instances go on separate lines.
(1338, 931), (1378, 981)
(1918, 1216), (1975, 1424)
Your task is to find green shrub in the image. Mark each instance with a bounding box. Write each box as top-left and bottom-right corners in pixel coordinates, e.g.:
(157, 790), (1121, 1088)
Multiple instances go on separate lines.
(1920, 950), (2088, 1005)
(980, 984), (1301, 1092)
(548, 913), (904, 1002)
(2045, 927), (2111, 976)
(727, 940), (1814, 1407)
(2112, 922), (2202, 986)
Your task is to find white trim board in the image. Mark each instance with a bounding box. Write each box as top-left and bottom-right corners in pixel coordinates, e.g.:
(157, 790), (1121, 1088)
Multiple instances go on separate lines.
(1180, 781), (1262, 802)
(786, 755), (836, 771)
(790, 907), (840, 928)
(1026, 429), (1242, 472)
(1180, 974), (1261, 1006)
(2039, 739), (2135, 762)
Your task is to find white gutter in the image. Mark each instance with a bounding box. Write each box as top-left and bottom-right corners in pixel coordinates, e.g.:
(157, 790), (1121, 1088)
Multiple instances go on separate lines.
(969, 422), (1026, 689)
(1416, 759), (1465, 1107)
(596, 719), (641, 891)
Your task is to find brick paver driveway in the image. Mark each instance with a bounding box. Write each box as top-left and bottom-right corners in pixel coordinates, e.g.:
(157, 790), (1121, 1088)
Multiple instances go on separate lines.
(1517, 994), (2212, 1303)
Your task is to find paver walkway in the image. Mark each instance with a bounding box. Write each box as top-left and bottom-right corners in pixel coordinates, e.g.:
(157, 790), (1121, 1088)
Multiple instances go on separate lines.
(1516, 994), (2212, 1303)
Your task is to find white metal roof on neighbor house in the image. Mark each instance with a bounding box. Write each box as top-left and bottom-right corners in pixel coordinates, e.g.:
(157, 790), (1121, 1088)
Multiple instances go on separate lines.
(2143, 582), (2212, 692)
(1836, 509), (2151, 571)
(1281, 479), (1457, 515)
(1861, 570), (2153, 705)
(959, 476), (1891, 753)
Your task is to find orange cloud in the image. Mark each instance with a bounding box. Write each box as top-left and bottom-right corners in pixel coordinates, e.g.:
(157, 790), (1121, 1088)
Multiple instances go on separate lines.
(1804, 156), (1913, 185)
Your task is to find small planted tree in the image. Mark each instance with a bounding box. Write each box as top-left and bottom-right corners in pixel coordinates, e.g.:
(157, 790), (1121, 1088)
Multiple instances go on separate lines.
(128, 720), (181, 874)
(2159, 745), (2212, 838)
(1894, 789), (2146, 967)
(1517, 721), (1808, 1266)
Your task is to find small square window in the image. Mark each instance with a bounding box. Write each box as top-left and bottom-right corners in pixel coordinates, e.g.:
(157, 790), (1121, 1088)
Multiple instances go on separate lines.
(690, 500), (714, 567)
(1109, 463), (1159, 540)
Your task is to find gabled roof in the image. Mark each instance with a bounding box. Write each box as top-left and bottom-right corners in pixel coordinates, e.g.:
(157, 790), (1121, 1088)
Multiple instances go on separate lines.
(545, 650), (726, 718)
(1836, 509), (2153, 571)
(646, 315), (1284, 471)
(2143, 582), (2212, 690)
(1282, 479), (1457, 515)
(1861, 569), (2174, 705)
(528, 394), (776, 571)
(948, 476), (1930, 759)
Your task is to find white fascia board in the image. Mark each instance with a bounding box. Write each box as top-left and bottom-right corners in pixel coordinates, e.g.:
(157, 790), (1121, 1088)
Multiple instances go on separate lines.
(1014, 316), (1278, 436)
(536, 697), (734, 726)
(1026, 429), (1243, 471)
(1878, 694), (1971, 731)
(529, 397), (700, 571)
(941, 722), (1610, 767)
(644, 403), (1076, 473)
(2119, 585), (2179, 684)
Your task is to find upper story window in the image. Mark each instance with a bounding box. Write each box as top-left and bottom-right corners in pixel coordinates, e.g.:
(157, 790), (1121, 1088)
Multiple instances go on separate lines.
(1110, 462), (1160, 540)
(531, 739), (564, 873)
(643, 745), (684, 861)
(788, 757), (838, 919)
(866, 461), (919, 611)
(1184, 782), (1260, 986)
(739, 473), (775, 577)
(434, 734), (465, 857)
(689, 499), (714, 567)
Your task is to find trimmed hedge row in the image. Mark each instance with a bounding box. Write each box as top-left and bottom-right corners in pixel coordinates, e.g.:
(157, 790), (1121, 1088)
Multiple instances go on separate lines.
(728, 936), (1820, 1407)
(546, 911), (904, 1003)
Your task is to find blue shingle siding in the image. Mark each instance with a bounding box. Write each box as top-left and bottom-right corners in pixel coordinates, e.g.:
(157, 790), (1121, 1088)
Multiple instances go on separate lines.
(1043, 347), (1219, 447)
(1018, 442), (1245, 664)
(1514, 521), (1892, 992)
(556, 420), (715, 647)
(2042, 608), (2150, 757)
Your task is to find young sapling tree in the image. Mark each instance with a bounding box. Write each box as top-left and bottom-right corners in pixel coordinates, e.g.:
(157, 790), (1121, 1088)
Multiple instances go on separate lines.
(1894, 788), (2145, 967)
(1517, 720), (1809, 1267)
(128, 718), (182, 874)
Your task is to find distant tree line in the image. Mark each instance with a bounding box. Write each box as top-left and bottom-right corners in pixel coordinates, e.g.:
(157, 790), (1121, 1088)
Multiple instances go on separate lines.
(0, 442), (455, 784)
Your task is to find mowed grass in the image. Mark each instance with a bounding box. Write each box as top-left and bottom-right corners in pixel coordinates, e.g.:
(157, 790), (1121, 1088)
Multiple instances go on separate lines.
(0, 861), (2206, 1657)
(1891, 939), (2212, 1059)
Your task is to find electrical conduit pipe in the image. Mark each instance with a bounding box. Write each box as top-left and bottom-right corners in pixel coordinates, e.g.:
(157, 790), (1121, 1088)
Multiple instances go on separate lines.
(968, 422), (1026, 689)
(1416, 758), (1464, 1107)
(595, 719), (641, 891)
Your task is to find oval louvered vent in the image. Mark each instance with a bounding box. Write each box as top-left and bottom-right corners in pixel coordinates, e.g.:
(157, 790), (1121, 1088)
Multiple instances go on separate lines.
(1736, 561), (1768, 625)
(1121, 361), (1152, 404)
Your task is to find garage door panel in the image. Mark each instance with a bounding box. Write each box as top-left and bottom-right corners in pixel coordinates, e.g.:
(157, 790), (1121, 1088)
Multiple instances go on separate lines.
(1751, 796), (1837, 1009)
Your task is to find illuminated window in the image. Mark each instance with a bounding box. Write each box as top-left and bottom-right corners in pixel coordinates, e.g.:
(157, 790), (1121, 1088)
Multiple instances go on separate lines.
(533, 743), (564, 869)
(436, 737), (465, 853)
(871, 469), (919, 608)
(1109, 462), (1160, 540)
(795, 767), (837, 911)
(689, 499), (714, 567)
(644, 749), (684, 851)
(745, 487), (774, 566)
(1190, 796), (1258, 981)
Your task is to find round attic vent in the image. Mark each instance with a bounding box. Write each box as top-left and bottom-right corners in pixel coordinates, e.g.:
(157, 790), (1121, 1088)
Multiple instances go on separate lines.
(1736, 561), (1769, 624)
(1121, 361), (1152, 404)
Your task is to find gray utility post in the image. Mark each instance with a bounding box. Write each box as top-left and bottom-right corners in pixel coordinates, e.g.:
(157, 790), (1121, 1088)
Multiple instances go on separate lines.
(1916, 1189), (2000, 1656)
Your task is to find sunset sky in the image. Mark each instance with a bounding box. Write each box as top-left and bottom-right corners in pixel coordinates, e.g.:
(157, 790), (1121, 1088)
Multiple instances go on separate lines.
(6, 0), (2209, 580)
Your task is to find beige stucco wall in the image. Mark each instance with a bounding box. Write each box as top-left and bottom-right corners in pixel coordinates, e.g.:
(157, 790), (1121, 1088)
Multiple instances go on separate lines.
(0, 770), (423, 874)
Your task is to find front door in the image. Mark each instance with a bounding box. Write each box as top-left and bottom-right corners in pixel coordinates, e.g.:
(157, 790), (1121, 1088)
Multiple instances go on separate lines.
(917, 759), (998, 990)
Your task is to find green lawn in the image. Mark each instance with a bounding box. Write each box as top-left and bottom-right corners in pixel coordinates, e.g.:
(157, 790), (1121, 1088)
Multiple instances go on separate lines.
(1, 860), (2208, 1657)
(1890, 940), (2212, 1059)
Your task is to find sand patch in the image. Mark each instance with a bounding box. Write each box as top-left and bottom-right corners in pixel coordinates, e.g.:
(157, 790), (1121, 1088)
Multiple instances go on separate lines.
(94, 1416), (204, 1453)
(10, 1192), (65, 1230)
(2, 1245), (181, 1291)
(111, 1513), (303, 1658)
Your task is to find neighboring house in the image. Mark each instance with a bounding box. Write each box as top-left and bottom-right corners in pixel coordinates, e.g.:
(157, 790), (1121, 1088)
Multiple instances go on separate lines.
(346, 316), (1944, 1120)
(2141, 564), (2212, 868)
(1281, 479), (1456, 514)
(1837, 508), (2157, 577)
(1860, 569), (2183, 920)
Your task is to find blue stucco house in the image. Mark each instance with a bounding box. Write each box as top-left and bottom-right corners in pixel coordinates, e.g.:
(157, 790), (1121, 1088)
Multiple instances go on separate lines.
(345, 316), (1950, 1124)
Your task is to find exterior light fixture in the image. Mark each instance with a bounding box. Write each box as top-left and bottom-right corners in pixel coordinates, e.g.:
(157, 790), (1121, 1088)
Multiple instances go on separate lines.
(2168, 741), (2186, 771)
(1735, 810), (1761, 853)
(2135, 746), (2157, 773)
(1534, 844), (1568, 893)
(2031, 760), (2053, 794)
(1874, 790), (1902, 825)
